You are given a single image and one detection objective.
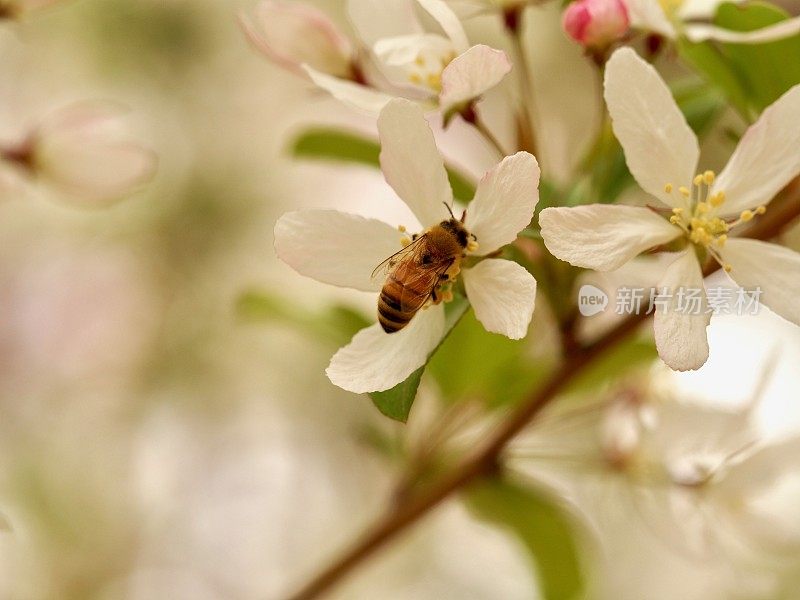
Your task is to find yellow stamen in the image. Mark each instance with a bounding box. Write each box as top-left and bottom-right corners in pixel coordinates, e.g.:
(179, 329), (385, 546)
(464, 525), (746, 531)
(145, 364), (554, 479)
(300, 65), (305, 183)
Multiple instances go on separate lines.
(426, 73), (441, 90)
(716, 234), (727, 247)
(664, 183), (673, 193)
(672, 207), (683, 215)
(693, 174), (704, 186)
(397, 224), (406, 233)
(710, 192), (725, 207)
(679, 186), (690, 197)
(703, 170), (715, 185)
(756, 205), (767, 215)
(415, 55), (425, 67)
(696, 202), (709, 214)
(740, 210), (754, 222)
(723, 263), (732, 273)
(400, 236), (412, 247)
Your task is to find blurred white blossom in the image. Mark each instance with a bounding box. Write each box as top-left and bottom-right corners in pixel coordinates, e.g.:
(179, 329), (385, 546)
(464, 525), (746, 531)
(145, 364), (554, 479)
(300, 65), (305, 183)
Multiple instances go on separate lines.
(243, 0), (512, 116)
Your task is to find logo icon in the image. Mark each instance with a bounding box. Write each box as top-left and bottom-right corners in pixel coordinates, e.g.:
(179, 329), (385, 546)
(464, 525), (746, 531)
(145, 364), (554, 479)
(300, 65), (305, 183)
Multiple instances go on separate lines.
(578, 284), (608, 317)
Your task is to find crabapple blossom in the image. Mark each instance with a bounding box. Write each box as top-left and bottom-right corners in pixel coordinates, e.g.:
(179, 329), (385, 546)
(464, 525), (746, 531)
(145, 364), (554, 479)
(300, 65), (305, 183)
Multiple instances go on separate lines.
(0, 103), (156, 207)
(563, 0), (630, 51)
(625, 0), (800, 44)
(243, 0), (512, 116)
(274, 98), (540, 393)
(539, 48), (800, 371)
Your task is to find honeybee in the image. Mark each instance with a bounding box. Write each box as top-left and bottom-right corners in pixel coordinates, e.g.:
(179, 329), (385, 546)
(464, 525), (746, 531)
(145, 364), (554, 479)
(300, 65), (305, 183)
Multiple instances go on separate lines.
(372, 205), (476, 334)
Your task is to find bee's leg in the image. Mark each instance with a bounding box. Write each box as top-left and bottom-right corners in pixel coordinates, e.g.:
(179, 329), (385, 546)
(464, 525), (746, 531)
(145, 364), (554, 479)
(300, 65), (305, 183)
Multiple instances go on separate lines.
(431, 287), (440, 304)
(411, 233), (418, 241)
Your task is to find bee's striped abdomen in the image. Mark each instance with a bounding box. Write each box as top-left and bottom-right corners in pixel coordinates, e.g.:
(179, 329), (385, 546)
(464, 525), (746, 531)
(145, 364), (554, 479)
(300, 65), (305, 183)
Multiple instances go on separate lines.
(378, 273), (431, 333)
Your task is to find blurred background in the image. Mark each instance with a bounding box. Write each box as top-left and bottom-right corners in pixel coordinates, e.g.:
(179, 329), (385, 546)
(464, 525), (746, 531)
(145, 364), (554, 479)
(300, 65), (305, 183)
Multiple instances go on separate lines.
(1, 0), (799, 598)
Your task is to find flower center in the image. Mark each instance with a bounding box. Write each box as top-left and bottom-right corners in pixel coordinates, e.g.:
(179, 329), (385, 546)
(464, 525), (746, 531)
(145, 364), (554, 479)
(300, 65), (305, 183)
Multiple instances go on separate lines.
(406, 50), (456, 93)
(663, 170), (766, 272)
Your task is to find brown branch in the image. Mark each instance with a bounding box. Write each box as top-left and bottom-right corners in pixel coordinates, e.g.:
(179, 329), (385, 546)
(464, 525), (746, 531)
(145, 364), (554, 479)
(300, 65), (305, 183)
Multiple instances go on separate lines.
(286, 184), (800, 600)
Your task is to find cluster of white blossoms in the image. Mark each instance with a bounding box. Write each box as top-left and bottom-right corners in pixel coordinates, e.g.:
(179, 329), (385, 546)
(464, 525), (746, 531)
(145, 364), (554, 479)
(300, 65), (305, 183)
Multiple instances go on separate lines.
(540, 48), (800, 372)
(240, 0), (512, 116)
(275, 99), (539, 393)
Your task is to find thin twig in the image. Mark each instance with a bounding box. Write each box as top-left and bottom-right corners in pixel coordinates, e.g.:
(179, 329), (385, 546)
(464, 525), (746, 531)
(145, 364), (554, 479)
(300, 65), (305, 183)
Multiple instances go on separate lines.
(286, 185), (800, 600)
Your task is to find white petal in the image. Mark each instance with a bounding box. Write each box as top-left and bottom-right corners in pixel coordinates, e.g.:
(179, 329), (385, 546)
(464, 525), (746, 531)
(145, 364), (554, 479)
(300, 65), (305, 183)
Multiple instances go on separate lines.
(348, 0), (421, 47)
(685, 16), (800, 44)
(326, 304), (445, 393)
(439, 45), (512, 113)
(604, 48), (699, 208)
(719, 238), (800, 326)
(415, 0), (470, 53)
(274, 210), (401, 292)
(378, 98), (453, 226)
(465, 152), (540, 255)
(463, 259), (536, 339)
(678, 0), (738, 20)
(539, 205), (681, 271)
(239, 1), (353, 77)
(625, 0), (676, 38)
(303, 65), (395, 114)
(712, 84), (800, 217)
(653, 249), (710, 371)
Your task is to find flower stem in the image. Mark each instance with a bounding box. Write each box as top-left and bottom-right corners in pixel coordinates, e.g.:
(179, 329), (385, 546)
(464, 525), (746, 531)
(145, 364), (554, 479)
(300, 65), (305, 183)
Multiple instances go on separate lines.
(461, 103), (507, 158)
(506, 9), (539, 156)
(286, 182), (800, 600)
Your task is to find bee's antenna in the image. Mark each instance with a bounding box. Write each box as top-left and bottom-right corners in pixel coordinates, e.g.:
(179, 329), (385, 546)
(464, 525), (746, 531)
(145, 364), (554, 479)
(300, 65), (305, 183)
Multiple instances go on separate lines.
(443, 202), (456, 219)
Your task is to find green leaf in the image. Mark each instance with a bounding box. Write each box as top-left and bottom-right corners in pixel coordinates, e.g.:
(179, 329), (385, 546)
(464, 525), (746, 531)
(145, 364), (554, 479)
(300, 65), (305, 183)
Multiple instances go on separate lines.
(291, 129), (477, 202)
(715, 1), (800, 113)
(369, 295), (470, 423)
(678, 37), (752, 121)
(679, 1), (800, 120)
(428, 308), (551, 408)
(467, 478), (587, 600)
(369, 368), (424, 422)
(236, 289), (369, 347)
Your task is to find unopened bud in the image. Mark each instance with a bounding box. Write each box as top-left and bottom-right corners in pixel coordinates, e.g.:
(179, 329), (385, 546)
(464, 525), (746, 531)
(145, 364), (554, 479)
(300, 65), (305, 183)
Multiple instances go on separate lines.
(240, 1), (354, 79)
(563, 0), (629, 50)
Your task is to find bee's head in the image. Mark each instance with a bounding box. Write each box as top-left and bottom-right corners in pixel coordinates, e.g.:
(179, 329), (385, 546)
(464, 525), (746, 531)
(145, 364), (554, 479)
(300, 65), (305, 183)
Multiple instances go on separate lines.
(439, 218), (470, 248)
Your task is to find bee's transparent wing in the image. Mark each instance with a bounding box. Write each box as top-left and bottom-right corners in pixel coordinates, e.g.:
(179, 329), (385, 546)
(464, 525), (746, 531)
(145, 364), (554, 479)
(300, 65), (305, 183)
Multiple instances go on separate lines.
(370, 234), (428, 280)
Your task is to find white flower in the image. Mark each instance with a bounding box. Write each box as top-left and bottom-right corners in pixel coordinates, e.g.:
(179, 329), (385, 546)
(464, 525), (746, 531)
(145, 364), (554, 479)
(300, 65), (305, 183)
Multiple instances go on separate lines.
(0, 102), (156, 207)
(625, 0), (800, 44)
(539, 48), (800, 371)
(243, 0), (512, 116)
(274, 98), (540, 393)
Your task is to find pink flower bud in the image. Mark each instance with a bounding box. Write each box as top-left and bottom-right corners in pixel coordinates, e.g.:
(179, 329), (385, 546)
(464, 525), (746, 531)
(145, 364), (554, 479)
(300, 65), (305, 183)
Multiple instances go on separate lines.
(23, 103), (156, 207)
(240, 1), (354, 79)
(563, 0), (629, 50)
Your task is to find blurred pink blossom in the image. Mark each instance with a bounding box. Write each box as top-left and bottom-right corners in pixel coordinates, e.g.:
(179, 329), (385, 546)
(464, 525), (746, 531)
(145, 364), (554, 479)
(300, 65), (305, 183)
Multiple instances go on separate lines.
(0, 102), (156, 207)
